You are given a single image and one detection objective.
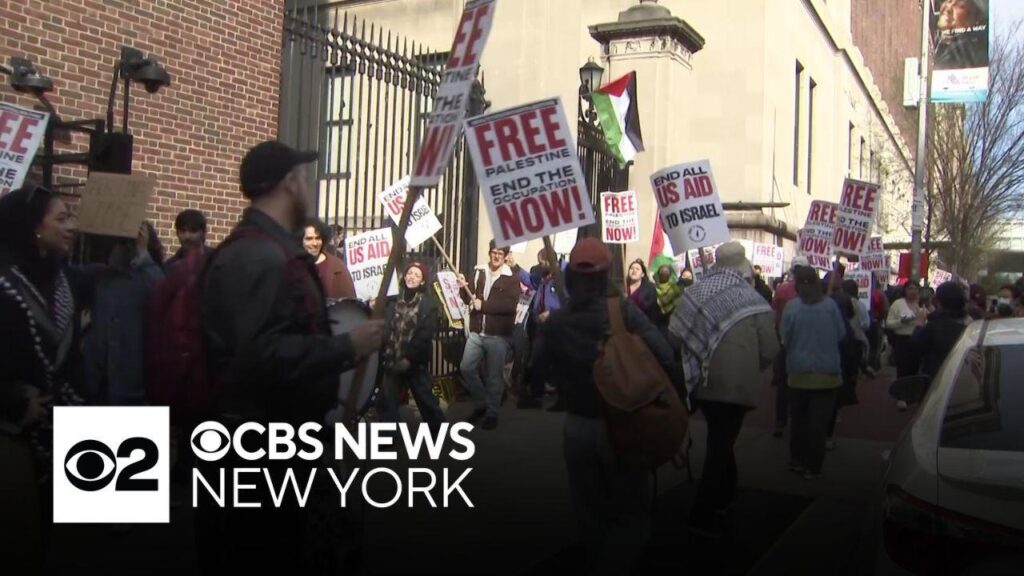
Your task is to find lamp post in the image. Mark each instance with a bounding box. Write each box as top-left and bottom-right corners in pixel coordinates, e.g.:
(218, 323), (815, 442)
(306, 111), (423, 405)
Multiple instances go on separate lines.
(578, 58), (604, 123)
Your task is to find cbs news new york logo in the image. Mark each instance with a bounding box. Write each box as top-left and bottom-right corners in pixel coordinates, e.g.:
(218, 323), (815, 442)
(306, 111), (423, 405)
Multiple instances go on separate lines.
(53, 407), (170, 523)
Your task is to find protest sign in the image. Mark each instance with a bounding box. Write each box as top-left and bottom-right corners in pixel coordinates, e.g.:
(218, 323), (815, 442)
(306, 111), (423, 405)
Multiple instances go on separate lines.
(410, 0), (495, 188)
(552, 227), (578, 255)
(832, 178), (879, 256)
(465, 97), (594, 246)
(435, 270), (466, 325)
(929, 268), (954, 288)
(861, 236), (887, 272)
(0, 103), (50, 196)
(600, 190), (639, 244)
(752, 243), (785, 278)
(798, 200), (838, 270)
(847, 270), (873, 315)
(377, 176), (443, 248)
(345, 227), (399, 301)
(509, 242), (528, 254)
(77, 172), (156, 238)
(687, 239), (754, 277)
(650, 160), (730, 254)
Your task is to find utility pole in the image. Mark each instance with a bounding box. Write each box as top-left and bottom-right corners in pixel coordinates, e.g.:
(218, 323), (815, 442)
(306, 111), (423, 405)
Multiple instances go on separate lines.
(911, 0), (931, 284)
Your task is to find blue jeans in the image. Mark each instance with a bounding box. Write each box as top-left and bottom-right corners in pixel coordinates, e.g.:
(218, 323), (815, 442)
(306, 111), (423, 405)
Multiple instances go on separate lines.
(377, 368), (446, 431)
(459, 332), (509, 417)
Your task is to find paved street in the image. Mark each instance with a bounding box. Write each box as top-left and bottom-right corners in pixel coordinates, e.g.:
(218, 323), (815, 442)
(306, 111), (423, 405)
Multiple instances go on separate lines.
(46, 368), (912, 576)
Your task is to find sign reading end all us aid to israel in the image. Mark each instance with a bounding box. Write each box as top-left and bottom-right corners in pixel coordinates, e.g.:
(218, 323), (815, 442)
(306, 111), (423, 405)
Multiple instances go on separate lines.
(649, 160), (730, 255)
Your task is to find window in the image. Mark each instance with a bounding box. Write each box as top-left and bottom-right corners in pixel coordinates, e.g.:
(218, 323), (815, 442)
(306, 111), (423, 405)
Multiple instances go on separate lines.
(793, 61), (803, 186)
(941, 344), (1024, 453)
(848, 123), (855, 175)
(859, 137), (866, 179)
(806, 78), (815, 195)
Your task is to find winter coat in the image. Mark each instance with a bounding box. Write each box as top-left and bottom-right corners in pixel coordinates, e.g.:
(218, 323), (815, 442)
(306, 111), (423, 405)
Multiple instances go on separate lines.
(696, 312), (779, 408)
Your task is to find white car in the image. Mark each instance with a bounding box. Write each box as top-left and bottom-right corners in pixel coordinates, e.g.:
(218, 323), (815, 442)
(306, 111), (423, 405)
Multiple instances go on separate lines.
(879, 318), (1024, 575)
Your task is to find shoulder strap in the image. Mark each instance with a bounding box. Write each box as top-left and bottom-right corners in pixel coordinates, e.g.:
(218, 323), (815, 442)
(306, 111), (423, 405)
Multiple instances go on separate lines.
(607, 297), (626, 335)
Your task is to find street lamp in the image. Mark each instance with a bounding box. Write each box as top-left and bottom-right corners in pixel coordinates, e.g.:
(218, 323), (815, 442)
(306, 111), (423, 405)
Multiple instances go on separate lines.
(578, 58), (604, 98)
(98, 46), (171, 174)
(2, 56), (54, 95)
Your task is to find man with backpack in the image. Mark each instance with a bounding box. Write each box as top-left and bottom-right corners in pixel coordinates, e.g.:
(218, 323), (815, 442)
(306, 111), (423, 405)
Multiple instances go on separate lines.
(196, 141), (384, 573)
(670, 242), (778, 538)
(532, 238), (680, 575)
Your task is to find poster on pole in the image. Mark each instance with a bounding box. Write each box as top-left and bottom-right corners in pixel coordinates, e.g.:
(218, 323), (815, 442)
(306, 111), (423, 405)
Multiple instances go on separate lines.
(377, 175), (443, 248)
(0, 103), (50, 196)
(797, 199), (838, 271)
(345, 227), (399, 301)
(847, 270), (873, 315)
(929, 268), (953, 288)
(650, 160), (730, 255)
(77, 172), (156, 238)
(552, 228), (578, 255)
(600, 190), (639, 244)
(832, 178), (879, 256)
(435, 270), (467, 326)
(410, 0), (496, 188)
(930, 0), (989, 103)
(752, 243), (785, 278)
(464, 97), (594, 246)
(861, 237), (887, 272)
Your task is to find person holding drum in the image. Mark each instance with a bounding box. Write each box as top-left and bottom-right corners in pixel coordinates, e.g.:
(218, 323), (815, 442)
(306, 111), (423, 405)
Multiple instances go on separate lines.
(377, 260), (446, 431)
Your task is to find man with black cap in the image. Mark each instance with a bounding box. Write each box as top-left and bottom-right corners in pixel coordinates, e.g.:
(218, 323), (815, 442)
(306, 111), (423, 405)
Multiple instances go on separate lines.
(457, 239), (520, 429)
(198, 141), (384, 573)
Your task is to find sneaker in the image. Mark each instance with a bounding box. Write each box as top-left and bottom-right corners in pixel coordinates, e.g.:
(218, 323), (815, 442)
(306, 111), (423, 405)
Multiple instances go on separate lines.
(517, 396), (542, 410)
(896, 400), (908, 412)
(467, 406), (487, 423)
(825, 438), (836, 451)
(481, 415), (498, 430)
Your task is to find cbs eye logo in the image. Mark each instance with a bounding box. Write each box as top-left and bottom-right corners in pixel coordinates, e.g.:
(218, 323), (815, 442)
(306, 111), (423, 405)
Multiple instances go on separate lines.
(190, 421), (231, 461)
(64, 437), (159, 492)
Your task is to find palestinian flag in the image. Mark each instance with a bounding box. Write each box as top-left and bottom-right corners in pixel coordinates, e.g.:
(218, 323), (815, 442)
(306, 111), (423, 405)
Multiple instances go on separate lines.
(592, 71), (644, 167)
(648, 215), (673, 271)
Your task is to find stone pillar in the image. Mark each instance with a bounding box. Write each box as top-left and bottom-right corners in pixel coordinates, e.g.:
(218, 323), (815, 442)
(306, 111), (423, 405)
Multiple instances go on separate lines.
(589, 1), (705, 266)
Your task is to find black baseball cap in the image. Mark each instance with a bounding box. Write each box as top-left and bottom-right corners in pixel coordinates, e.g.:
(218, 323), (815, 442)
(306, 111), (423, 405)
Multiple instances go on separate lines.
(239, 141), (318, 199)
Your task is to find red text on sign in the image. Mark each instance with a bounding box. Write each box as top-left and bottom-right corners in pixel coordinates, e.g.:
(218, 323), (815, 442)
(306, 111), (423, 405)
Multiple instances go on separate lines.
(473, 106), (565, 167)
(808, 201), (836, 225)
(840, 182), (878, 213)
(446, 3), (491, 69)
(603, 193), (635, 214)
(0, 111), (42, 155)
(414, 124), (456, 179)
(496, 185), (584, 240)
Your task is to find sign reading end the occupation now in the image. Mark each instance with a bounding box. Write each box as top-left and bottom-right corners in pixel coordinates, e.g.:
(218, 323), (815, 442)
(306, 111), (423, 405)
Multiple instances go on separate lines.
(650, 160), (730, 254)
(464, 97), (595, 246)
(832, 177), (879, 256)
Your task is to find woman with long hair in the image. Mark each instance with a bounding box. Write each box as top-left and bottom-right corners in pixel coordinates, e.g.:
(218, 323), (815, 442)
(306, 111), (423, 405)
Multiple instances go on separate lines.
(301, 218), (356, 301)
(886, 281), (925, 410)
(625, 258), (656, 321)
(0, 185), (84, 573)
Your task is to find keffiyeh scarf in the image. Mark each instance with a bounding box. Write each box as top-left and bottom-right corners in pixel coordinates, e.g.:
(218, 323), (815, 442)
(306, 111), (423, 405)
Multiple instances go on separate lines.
(669, 268), (772, 395)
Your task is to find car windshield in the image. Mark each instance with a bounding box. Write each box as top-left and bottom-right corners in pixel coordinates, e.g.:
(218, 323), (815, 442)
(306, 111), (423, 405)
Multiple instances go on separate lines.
(940, 344), (1024, 452)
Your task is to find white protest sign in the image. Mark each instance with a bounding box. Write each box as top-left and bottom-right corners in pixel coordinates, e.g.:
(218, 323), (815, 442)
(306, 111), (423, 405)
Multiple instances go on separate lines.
(832, 178), (879, 256)
(650, 160), (730, 254)
(601, 190), (639, 244)
(752, 242), (785, 278)
(798, 200), (838, 271)
(553, 227), (578, 255)
(465, 97), (594, 246)
(410, 0), (496, 188)
(0, 103), (50, 196)
(378, 176), (443, 248)
(686, 239), (754, 278)
(929, 268), (953, 287)
(861, 236), (886, 271)
(509, 241), (528, 254)
(345, 227), (399, 301)
(435, 270), (465, 322)
(847, 270), (873, 315)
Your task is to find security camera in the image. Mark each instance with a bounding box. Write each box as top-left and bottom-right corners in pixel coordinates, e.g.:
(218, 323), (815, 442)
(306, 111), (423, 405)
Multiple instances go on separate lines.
(6, 57), (53, 96)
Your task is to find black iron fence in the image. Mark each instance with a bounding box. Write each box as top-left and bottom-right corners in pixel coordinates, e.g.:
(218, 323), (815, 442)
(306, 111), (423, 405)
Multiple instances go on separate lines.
(279, 6), (487, 382)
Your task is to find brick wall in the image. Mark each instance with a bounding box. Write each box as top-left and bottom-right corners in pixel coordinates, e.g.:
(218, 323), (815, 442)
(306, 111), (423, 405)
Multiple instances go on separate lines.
(1, 0), (283, 246)
(851, 0), (921, 155)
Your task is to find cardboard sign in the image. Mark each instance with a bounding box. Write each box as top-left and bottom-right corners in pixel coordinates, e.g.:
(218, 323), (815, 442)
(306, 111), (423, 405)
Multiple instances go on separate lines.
(77, 172), (156, 238)
(601, 190), (639, 244)
(650, 160), (730, 254)
(832, 178), (879, 256)
(752, 243), (785, 278)
(411, 0), (496, 188)
(847, 270), (873, 315)
(378, 176), (443, 248)
(861, 236), (887, 271)
(345, 227), (399, 301)
(435, 270), (466, 324)
(0, 103), (49, 196)
(465, 98), (594, 246)
(798, 200), (838, 270)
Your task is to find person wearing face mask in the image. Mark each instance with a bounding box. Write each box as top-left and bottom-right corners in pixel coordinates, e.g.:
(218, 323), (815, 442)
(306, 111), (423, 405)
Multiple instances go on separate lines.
(81, 222), (165, 407)
(995, 285), (1016, 319)
(0, 185), (84, 574)
(301, 217), (356, 302)
(678, 268), (695, 288)
(199, 141), (385, 573)
(378, 260), (445, 431)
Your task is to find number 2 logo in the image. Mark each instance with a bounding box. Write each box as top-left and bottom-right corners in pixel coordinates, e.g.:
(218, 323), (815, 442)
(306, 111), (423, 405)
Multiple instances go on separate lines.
(63, 437), (159, 492)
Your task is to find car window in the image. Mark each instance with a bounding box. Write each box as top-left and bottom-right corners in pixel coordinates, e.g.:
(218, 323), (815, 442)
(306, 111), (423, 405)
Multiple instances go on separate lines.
(940, 344), (1024, 452)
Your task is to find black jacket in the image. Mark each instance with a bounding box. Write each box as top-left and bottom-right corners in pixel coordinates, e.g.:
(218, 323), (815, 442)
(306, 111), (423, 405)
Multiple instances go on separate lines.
(913, 311), (967, 380)
(384, 290), (440, 369)
(532, 296), (678, 418)
(202, 208), (357, 424)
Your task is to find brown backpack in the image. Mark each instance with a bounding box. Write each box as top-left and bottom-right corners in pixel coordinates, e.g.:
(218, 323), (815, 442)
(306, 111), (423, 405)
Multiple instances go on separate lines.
(594, 298), (688, 470)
